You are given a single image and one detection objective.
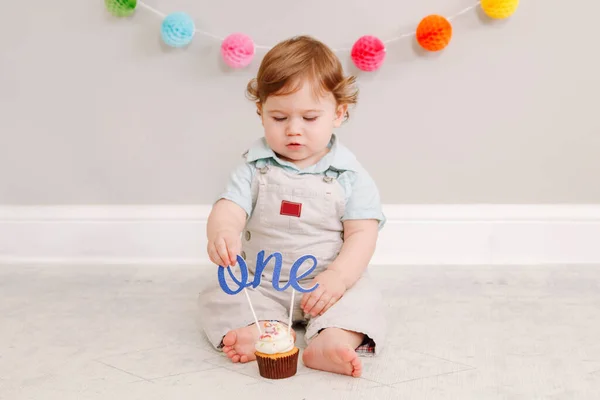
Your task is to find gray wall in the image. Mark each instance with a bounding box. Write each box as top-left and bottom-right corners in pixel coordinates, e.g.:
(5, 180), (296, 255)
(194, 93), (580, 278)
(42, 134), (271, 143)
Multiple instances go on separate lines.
(1, 0), (599, 205)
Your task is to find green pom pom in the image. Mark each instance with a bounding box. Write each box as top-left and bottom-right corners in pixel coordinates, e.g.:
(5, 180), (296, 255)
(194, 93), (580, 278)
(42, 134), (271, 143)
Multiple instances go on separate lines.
(105, 0), (137, 17)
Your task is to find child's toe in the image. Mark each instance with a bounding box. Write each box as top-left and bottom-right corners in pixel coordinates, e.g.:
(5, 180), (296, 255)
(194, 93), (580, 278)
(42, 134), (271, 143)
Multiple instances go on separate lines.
(223, 331), (237, 347)
(226, 349), (237, 358)
(350, 357), (362, 377)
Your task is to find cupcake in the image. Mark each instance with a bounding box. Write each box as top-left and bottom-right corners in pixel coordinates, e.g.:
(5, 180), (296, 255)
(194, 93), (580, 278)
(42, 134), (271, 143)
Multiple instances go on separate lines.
(254, 321), (299, 379)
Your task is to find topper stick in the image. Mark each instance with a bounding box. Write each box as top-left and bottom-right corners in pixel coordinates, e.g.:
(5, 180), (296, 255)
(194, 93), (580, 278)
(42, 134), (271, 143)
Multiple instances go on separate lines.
(243, 287), (262, 335)
(287, 289), (295, 336)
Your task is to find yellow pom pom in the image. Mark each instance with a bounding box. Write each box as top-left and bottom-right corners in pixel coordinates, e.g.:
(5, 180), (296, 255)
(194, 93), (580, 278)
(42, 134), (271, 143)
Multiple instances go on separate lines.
(481, 0), (519, 19)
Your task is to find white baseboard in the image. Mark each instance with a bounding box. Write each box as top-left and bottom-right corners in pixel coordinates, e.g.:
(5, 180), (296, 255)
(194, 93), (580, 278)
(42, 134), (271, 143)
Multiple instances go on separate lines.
(1, 204), (600, 266)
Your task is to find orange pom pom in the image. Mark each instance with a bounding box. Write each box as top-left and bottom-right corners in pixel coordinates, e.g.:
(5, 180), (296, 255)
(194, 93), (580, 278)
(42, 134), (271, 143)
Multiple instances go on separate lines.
(416, 15), (453, 52)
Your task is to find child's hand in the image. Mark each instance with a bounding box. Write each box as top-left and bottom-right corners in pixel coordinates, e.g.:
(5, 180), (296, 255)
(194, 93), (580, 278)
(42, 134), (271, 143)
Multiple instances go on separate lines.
(207, 230), (241, 267)
(300, 270), (346, 317)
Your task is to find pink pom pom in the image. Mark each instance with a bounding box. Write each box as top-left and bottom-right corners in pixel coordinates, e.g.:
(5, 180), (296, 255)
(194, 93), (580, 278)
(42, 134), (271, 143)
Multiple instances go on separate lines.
(221, 33), (255, 69)
(351, 35), (386, 72)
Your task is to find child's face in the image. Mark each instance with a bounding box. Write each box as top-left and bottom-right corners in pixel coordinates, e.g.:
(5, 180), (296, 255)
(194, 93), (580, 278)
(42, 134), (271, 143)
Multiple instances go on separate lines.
(259, 79), (347, 169)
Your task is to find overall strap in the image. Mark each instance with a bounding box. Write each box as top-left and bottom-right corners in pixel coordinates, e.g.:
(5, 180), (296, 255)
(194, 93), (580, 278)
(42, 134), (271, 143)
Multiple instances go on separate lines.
(242, 150), (270, 174)
(323, 167), (341, 183)
(254, 159), (269, 174)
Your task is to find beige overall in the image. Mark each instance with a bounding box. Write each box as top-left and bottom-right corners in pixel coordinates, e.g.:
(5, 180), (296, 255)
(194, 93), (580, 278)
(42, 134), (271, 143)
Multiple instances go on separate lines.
(197, 161), (386, 354)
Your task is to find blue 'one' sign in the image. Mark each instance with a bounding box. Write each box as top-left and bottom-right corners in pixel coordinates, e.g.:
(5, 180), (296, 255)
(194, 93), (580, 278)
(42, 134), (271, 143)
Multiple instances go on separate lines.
(218, 250), (319, 295)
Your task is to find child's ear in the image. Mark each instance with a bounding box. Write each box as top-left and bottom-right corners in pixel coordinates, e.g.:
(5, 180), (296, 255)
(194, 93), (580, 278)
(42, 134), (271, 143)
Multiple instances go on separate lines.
(333, 104), (348, 127)
(256, 103), (264, 125)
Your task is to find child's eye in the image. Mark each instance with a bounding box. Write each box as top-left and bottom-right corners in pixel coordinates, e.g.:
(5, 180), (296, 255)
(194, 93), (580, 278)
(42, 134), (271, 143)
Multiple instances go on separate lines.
(304, 117), (318, 122)
(273, 117), (287, 122)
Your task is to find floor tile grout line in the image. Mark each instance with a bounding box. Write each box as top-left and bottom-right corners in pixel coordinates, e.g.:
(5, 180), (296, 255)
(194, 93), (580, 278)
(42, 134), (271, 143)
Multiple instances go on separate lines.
(203, 359), (268, 382)
(405, 349), (478, 370)
(360, 377), (395, 390)
(92, 344), (171, 361)
(94, 360), (154, 383)
(92, 343), (216, 363)
(204, 356), (231, 364)
(390, 366), (477, 386)
(359, 377), (395, 388)
(206, 360), (318, 377)
(204, 358), (321, 382)
(145, 366), (223, 381)
(366, 383), (392, 390)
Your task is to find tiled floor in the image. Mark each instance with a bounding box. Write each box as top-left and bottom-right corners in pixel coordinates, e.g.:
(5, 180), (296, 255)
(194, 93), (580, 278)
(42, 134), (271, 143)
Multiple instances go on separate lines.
(1, 264), (600, 399)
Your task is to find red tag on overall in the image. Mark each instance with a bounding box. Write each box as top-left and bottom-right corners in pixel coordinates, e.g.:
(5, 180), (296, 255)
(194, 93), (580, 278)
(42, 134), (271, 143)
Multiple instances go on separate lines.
(280, 200), (302, 217)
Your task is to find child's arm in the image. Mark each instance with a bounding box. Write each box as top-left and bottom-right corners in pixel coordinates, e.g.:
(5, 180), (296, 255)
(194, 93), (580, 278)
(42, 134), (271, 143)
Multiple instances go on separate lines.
(329, 219), (379, 287)
(300, 218), (379, 317)
(206, 199), (247, 267)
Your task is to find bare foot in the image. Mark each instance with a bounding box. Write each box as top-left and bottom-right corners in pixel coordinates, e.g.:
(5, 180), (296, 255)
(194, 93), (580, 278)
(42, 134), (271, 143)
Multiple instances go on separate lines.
(221, 324), (260, 363)
(222, 321), (296, 364)
(302, 328), (364, 377)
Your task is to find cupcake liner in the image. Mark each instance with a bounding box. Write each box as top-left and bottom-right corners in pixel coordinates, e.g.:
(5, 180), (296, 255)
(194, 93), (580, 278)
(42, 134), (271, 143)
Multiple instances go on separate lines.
(255, 348), (299, 379)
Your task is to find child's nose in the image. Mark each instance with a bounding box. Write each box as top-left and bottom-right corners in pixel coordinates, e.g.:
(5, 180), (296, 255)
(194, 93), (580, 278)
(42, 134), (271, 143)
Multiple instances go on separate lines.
(285, 125), (301, 136)
(286, 118), (303, 136)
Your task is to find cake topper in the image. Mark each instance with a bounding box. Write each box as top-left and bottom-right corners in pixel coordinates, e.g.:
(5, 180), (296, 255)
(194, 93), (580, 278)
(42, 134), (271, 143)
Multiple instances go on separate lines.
(217, 250), (319, 336)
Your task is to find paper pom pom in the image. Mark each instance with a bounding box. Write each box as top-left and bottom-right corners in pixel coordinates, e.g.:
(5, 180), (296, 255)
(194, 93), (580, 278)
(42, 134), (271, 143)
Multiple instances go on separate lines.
(221, 33), (255, 69)
(416, 15), (453, 52)
(105, 0), (137, 17)
(481, 0), (519, 19)
(161, 12), (195, 48)
(350, 36), (386, 72)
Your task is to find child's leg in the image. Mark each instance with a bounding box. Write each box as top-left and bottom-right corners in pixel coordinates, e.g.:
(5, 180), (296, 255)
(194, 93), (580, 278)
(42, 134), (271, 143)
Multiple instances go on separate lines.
(197, 272), (290, 363)
(302, 272), (386, 377)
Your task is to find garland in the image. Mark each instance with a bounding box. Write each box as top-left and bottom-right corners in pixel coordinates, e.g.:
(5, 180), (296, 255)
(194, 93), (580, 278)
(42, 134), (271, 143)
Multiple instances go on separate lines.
(104, 0), (519, 71)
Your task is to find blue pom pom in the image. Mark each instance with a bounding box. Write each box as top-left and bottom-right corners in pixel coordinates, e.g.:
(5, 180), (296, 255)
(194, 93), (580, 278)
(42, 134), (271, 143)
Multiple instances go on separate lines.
(161, 12), (195, 48)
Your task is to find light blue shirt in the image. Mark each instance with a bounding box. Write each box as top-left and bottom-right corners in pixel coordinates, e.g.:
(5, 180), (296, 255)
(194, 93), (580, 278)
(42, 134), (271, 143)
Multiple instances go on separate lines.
(218, 134), (386, 229)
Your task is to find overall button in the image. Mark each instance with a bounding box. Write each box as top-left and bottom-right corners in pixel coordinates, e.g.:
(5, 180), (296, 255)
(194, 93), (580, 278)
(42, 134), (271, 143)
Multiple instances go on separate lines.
(244, 231), (251, 241)
(241, 251), (246, 260)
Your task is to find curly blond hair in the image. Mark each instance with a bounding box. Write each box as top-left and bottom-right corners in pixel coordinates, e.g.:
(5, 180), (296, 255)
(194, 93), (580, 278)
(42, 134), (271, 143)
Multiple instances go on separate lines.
(246, 35), (358, 120)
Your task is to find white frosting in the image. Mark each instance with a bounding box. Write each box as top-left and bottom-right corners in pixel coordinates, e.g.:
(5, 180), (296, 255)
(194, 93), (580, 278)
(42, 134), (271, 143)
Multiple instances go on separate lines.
(254, 321), (294, 354)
